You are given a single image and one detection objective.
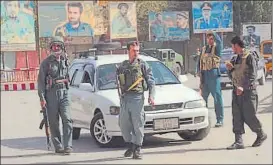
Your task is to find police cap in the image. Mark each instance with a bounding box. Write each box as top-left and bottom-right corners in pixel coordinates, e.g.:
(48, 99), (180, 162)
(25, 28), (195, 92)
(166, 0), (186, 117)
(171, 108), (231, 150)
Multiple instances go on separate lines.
(118, 3), (129, 10)
(177, 12), (188, 19)
(246, 25), (255, 31)
(201, 2), (212, 10)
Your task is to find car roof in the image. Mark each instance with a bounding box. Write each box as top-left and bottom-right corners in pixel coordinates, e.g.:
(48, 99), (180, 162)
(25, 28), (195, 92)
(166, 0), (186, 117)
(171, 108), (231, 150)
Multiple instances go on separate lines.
(71, 54), (158, 66)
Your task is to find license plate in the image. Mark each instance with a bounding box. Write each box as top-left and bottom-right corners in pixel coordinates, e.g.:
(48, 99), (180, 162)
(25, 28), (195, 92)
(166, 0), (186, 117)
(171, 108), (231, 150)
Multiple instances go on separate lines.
(153, 117), (179, 131)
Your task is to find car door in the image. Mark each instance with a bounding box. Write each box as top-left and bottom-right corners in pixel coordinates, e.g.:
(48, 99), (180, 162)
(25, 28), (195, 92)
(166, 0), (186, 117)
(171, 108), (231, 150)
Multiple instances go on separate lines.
(78, 64), (96, 125)
(69, 64), (85, 126)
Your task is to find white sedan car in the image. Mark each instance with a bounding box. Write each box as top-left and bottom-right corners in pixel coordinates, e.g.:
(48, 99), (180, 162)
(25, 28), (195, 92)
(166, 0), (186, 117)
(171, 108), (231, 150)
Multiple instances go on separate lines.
(68, 54), (211, 147)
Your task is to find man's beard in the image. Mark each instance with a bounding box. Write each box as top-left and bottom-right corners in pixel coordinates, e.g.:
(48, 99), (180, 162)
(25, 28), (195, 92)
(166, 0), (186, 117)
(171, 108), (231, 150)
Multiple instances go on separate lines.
(69, 19), (80, 25)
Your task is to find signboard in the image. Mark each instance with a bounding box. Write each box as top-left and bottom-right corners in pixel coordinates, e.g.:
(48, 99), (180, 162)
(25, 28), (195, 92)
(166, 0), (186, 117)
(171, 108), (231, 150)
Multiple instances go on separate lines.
(1, 1), (36, 51)
(192, 1), (233, 34)
(38, 1), (95, 45)
(242, 23), (272, 47)
(109, 2), (137, 39)
(149, 11), (190, 41)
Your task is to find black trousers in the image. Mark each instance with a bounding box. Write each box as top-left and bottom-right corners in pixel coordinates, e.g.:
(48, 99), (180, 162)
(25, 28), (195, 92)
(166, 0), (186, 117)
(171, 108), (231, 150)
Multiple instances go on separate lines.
(232, 89), (262, 134)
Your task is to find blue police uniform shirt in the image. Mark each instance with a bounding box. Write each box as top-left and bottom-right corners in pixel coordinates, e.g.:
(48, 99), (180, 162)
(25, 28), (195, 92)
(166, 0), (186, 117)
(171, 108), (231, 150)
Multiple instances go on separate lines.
(54, 22), (94, 37)
(221, 10), (231, 28)
(194, 17), (220, 29)
(1, 12), (35, 44)
(150, 21), (168, 41)
(168, 27), (190, 41)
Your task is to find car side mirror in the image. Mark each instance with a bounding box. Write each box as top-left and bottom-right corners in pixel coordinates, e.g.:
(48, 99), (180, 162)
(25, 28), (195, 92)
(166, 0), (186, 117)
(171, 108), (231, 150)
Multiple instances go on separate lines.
(79, 83), (93, 92)
(178, 75), (188, 83)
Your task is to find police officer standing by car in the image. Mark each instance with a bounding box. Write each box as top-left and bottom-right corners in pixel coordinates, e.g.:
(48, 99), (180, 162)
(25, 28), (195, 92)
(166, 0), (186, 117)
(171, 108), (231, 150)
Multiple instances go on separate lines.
(226, 36), (267, 150)
(37, 36), (73, 155)
(116, 41), (156, 159)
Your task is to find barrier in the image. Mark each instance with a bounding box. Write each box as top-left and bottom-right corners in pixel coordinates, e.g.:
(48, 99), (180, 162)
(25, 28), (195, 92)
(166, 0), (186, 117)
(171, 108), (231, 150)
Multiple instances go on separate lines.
(1, 68), (39, 83)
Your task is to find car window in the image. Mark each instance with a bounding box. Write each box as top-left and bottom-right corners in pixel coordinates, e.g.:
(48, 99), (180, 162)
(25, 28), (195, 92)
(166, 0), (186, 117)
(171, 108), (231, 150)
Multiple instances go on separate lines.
(96, 61), (180, 90)
(263, 43), (272, 54)
(82, 71), (92, 84)
(71, 69), (84, 87)
(83, 64), (95, 85)
(69, 63), (84, 81)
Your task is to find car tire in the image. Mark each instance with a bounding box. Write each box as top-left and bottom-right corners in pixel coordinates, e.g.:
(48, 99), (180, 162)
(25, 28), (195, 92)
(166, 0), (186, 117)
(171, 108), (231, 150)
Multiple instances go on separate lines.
(258, 70), (266, 85)
(72, 127), (81, 140)
(90, 112), (123, 148)
(173, 62), (183, 76)
(177, 119), (211, 141)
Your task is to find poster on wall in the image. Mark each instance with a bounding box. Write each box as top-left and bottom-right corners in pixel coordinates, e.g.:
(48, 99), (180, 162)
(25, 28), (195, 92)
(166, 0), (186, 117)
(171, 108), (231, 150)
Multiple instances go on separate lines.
(192, 1), (233, 34)
(242, 23), (272, 47)
(1, 1), (36, 51)
(109, 2), (137, 39)
(149, 11), (190, 41)
(38, 1), (95, 45)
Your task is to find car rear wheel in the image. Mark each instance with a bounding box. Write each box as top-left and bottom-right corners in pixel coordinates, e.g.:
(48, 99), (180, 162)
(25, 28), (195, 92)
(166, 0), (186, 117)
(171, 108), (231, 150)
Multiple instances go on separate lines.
(177, 119), (211, 141)
(72, 127), (81, 140)
(173, 63), (183, 76)
(90, 112), (123, 147)
(258, 70), (266, 85)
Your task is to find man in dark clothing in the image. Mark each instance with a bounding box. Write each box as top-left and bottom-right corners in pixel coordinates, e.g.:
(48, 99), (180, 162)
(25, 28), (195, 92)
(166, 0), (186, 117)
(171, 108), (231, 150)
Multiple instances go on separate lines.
(225, 36), (267, 150)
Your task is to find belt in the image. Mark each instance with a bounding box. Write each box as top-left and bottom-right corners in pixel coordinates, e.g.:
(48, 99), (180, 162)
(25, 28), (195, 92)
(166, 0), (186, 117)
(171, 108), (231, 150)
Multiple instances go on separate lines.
(55, 79), (69, 83)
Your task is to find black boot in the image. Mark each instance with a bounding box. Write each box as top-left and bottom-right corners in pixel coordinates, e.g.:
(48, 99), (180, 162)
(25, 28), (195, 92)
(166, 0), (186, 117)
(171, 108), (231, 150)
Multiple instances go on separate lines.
(227, 134), (244, 150)
(124, 142), (134, 157)
(133, 145), (142, 159)
(252, 130), (267, 147)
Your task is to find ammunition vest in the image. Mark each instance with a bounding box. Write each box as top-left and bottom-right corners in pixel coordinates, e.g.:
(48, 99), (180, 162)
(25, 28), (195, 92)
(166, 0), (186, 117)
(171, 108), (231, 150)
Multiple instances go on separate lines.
(231, 49), (250, 88)
(118, 59), (145, 93)
(46, 55), (69, 89)
(200, 45), (221, 71)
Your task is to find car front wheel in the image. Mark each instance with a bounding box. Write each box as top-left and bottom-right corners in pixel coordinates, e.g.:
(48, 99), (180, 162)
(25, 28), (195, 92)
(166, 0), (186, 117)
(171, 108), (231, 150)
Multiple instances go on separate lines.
(177, 120), (211, 141)
(90, 112), (123, 147)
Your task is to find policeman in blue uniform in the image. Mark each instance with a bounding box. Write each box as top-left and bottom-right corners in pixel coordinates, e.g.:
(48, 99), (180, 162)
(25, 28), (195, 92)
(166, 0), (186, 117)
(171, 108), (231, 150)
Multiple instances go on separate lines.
(54, 2), (94, 37)
(220, 4), (231, 28)
(150, 13), (168, 41)
(197, 31), (224, 127)
(38, 36), (73, 155)
(194, 2), (220, 30)
(117, 41), (155, 159)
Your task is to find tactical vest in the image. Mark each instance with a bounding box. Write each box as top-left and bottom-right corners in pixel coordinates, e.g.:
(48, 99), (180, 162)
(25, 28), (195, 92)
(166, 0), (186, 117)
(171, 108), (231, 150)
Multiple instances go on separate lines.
(118, 59), (145, 93)
(231, 49), (250, 88)
(199, 45), (221, 71)
(46, 55), (69, 90)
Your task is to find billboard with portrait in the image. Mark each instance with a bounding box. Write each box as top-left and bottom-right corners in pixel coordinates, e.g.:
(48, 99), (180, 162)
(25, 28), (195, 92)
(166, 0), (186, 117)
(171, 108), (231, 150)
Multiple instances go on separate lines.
(242, 23), (272, 47)
(38, 1), (95, 45)
(109, 2), (137, 39)
(1, 1), (36, 51)
(149, 11), (190, 41)
(192, 1), (233, 34)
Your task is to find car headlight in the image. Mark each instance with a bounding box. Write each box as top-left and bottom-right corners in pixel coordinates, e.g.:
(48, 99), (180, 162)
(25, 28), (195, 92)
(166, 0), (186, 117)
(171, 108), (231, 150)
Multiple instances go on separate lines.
(184, 100), (206, 109)
(109, 106), (120, 115)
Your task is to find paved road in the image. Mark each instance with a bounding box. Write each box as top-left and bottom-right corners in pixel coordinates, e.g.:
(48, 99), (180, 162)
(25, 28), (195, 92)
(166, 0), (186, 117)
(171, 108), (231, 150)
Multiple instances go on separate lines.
(1, 75), (272, 164)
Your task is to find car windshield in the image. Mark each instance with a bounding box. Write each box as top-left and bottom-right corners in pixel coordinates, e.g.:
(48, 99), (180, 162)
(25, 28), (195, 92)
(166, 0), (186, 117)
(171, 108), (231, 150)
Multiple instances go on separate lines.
(97, 61), (180, 90)
(263, 43), (272, 54)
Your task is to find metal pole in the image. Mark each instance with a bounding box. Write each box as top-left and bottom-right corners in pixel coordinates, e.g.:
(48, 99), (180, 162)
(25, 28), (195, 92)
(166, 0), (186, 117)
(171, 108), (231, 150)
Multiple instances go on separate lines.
(1, 52), (5, 69)
(203, 33), (206, 46)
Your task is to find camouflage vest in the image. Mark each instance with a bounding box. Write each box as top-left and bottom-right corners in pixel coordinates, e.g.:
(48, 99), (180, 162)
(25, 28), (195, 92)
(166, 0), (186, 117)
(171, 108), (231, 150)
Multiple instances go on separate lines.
(231, 49), (250, 87)
(118, 58), (145, 93)
(200, 45), (221, 71)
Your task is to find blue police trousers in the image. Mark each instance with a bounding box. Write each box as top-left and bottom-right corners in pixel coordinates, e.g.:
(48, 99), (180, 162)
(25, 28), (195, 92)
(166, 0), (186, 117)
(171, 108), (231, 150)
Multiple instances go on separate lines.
(119, 93), (145, 146)
(45, 88), (73, 150)
(201, 69), (224, 123)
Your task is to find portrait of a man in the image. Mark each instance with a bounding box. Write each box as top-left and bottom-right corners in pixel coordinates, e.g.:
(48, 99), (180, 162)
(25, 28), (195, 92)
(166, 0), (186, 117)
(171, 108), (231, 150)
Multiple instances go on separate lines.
(220, 3), (231, 28)
(168, 12), (190, 41)
(111, 3), (136, 36)
(1, 1), (35, 44)
(150, 13), (168, 41)
(243, 25), (261, 47)
(54, 2), (94, 37)
(194, 2), (220, 29)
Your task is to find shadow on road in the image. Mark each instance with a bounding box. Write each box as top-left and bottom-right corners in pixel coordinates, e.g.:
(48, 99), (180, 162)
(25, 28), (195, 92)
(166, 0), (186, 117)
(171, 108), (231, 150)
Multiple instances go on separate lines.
(1, 134), (191, 159)
(30, 146), (254, 164)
